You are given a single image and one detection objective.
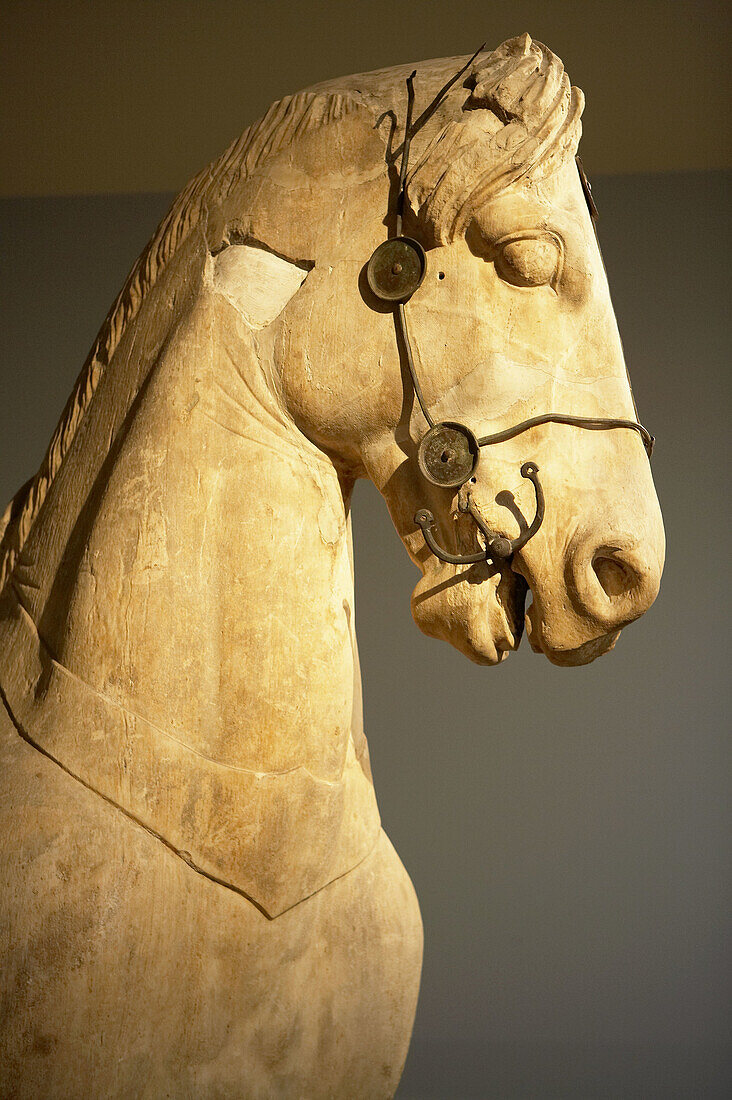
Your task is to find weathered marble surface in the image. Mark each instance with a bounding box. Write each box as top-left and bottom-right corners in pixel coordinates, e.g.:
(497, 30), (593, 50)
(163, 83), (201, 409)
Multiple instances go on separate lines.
(0, 34), (663, 1097)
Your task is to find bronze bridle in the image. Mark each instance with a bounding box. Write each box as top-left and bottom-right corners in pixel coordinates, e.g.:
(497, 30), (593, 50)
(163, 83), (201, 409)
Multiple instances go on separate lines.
(365, 52), (654, 569)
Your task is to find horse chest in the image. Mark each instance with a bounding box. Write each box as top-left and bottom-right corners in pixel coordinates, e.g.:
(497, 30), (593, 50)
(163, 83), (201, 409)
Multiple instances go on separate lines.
(0, 704), (421, 1098)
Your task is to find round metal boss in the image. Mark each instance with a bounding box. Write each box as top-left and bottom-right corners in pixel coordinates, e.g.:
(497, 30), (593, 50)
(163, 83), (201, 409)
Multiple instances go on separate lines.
(366, 237), (426, 302)
(417, 421), (480, 488)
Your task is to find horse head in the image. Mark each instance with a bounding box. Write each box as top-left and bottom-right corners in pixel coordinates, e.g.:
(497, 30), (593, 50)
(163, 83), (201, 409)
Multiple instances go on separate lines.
(260, 34), (665, 666)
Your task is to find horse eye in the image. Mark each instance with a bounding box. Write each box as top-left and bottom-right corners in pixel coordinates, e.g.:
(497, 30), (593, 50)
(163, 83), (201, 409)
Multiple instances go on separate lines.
(495, 234), (561, 288)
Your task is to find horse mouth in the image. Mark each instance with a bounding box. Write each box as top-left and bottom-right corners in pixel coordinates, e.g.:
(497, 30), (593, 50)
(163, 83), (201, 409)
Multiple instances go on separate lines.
(410, 557), (529, 665)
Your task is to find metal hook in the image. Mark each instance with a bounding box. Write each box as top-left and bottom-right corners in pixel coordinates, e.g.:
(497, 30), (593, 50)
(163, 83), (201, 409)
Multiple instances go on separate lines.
(413, 509), (489, 566)
(414, 462), (545, 566)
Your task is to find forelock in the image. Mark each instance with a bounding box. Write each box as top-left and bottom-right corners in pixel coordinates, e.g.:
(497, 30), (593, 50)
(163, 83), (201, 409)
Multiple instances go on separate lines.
(406, 34), (585, 245)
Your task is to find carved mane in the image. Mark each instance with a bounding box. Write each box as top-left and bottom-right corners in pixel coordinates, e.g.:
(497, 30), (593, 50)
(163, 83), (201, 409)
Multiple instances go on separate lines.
(0, 90), (359, 590)
(407, 33), (584, 245)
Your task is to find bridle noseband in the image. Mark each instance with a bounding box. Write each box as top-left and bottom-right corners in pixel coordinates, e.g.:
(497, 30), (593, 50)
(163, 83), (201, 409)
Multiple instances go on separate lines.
(365, 53), (654, 569)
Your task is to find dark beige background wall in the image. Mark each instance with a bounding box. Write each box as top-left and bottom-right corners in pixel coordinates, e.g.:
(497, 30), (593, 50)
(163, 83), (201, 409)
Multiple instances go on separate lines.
(1, 2), (730, 1097)
(2, 0), (730, 197)
(1, 172), (729, 1100)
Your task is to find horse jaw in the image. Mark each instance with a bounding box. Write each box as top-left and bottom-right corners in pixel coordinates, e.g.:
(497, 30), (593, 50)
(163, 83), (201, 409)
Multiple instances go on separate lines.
(409, 558), (527, 665)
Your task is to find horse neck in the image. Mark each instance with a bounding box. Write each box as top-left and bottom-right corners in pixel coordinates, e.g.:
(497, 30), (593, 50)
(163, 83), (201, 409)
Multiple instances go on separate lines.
(10, 258), (363, 783)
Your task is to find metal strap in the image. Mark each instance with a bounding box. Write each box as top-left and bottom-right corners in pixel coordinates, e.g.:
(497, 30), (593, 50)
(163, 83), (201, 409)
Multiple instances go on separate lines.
(395, 302), (435, 428)
(476, 413), (654, 457)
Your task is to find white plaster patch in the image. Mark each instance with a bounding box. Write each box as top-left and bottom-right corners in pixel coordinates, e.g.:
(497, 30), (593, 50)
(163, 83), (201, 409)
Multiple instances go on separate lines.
(213, 243), (310, 329)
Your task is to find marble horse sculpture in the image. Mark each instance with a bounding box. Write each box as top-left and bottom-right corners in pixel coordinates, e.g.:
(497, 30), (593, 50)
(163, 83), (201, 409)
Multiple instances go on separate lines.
(0, 35), (664, 1098)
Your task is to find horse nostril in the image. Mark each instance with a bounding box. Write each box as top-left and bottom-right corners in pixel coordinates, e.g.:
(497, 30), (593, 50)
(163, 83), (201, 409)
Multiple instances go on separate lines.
(565, 539), (661, 631)
(592, 554), (634, 598)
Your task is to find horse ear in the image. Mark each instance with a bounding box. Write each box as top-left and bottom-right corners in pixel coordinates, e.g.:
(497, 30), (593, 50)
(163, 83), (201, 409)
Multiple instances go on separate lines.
(212, 241), (312, 329)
